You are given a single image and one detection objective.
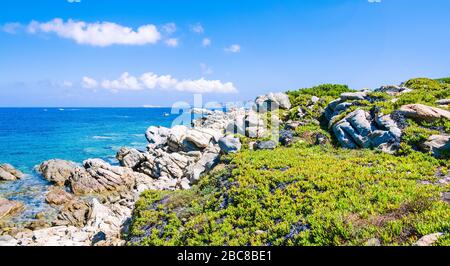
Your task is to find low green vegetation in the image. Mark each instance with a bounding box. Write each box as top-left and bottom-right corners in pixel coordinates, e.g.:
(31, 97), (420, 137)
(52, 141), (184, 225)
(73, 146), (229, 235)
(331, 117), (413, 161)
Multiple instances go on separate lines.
(286, 84), (354, 121)
(387, 78), (450, 112)
(287, 84), (355, 99)
(436, 77), (450, 85)
(128, 143), (449, 246)
(128, 78), (450, 246)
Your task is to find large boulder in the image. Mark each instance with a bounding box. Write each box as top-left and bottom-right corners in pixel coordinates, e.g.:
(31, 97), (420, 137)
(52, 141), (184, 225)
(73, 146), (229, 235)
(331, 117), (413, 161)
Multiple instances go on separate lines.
(138, 147), (201, 181)
(254, 92), (291, 111)
(375, 114), (403, 140)
(167, 125), (188, 151)
(0, 235), (18, 246)
(333, 110), (374, 149)
(340, 91), (368, 101)
(398, 104), (450, 122)
(323, 90), (403, 153)
(254, 140), (277, 150)
(54, 198), (92, 227)
(0, 164), (24, 181)
(324, 98), (356, 125)
(145, 126), (170, 148)
(188, 152), (219, 183)
(436, 99), (450, 105)
(414, 233), (443, 246)
(86, 199), (130, 239)
(192, 109), (229, 132)
(21, 225), (92, 246)
(279, 130), (294, 146)
(70, 159), (136, 195)
(37, 160), (79, 186)
(184, 128), (217, 149)
(39, 159), (138, 196)
(332, 109), (401, 152)
(45, 186), (74, 206)
(374, 85), (412, 96)
(116, 147), (146, 169)
(218, 136), (242, 154)
(423, 135), (450, 158)
(221, 109), (268, 138)
(0, 197), (24, 219)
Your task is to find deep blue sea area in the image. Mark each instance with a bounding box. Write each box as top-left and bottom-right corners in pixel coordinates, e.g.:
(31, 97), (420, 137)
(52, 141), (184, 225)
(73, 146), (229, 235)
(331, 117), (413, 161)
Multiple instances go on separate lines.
(0, 108), (176, 221)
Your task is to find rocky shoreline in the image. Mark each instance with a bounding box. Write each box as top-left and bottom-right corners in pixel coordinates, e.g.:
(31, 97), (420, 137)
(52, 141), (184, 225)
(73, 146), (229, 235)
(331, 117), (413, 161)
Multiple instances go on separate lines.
(0, 93), (291, 246)
(1, 80), (450, 246)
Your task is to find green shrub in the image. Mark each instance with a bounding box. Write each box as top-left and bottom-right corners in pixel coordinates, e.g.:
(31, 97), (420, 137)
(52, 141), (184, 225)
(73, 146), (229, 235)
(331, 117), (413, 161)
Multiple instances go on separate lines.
(403, 78), (443, 91)
(287, 84), (354, 99)
(436, 77), (450, 85)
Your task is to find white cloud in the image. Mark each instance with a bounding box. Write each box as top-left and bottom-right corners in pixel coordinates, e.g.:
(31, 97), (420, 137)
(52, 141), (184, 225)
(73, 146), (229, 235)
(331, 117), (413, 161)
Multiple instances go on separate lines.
(1, 23), (22, 34)
(26, 18), (161, 47)
(100, 72), (142, 92)
(200, 63), (213, 75)
(202, 38), (211, 47)
(140, 72), (178, 89)
(190, 23), (204, 34)
(165, 38), (179, 47)
(225, 44), (241, 53)
(84, 72), (237, 94)
(82, 76), (99, 89)
(175, 78), (236, 93)
(162, 22), (176, 34)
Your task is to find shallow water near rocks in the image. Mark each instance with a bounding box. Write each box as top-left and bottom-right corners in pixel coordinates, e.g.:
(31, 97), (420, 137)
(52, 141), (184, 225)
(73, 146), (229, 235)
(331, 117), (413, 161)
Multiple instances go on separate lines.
(0, 108), (176, 223)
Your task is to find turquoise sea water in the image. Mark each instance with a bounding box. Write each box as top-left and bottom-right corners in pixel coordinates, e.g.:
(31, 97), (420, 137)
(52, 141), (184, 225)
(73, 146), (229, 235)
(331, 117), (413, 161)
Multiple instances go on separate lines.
(0, 108), (176, 221)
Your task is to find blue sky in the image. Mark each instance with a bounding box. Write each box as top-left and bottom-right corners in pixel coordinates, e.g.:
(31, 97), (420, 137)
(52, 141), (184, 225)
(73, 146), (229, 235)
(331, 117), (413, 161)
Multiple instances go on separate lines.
(0, 0), (449, 107)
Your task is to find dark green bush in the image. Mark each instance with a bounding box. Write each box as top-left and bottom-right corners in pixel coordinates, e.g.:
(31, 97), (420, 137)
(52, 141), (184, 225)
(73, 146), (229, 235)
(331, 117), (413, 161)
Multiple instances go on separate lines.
(287, 84), (354, 99)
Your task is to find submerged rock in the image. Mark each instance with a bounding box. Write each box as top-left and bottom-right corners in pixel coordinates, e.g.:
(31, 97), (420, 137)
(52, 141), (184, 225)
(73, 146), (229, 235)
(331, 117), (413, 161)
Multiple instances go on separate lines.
(0, 164), (24, 181)
(0, 197), (24, 219)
